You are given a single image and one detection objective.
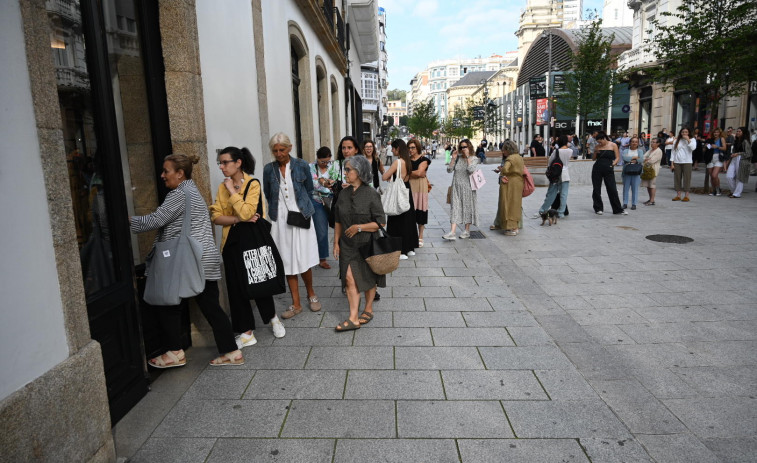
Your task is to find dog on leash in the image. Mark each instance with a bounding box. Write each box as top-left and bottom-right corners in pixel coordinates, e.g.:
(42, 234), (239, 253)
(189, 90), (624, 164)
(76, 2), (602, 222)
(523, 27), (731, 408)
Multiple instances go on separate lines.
(540, 209), (558, 226)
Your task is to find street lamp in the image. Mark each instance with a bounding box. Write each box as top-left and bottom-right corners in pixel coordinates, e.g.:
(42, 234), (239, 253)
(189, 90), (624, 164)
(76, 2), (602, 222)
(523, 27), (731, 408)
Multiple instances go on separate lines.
(481, 79), (489, 145)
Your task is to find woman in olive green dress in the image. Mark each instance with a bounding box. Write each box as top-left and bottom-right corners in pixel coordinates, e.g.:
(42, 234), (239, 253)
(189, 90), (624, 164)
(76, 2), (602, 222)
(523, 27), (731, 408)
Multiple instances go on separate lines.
(497, 140), (525, 235)
(333, 155), (387, 331)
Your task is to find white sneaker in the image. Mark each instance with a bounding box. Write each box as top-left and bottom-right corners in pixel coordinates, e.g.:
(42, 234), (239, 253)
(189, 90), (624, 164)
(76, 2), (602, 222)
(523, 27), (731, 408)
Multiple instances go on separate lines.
(399, 254), (409, 260)
(530, 212), (541, 219)
(271, 316), (286, 338)
(442, 231), (457, 240)
(595, 211), (603, 215)
(459, 231), (470, 239)
(620, 210), (629, 215)
(235, 332), (257, 348)
(407, 251), (416, 256)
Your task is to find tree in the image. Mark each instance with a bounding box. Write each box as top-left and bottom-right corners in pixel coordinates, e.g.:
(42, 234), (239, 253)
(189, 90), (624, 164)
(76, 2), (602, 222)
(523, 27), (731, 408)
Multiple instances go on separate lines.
(399, 115), (409, 126)
(386, 89), (407, 102)
(406, 99), (439, 140)
(640, 0), (757, 124)
(555, 17), (617, 137)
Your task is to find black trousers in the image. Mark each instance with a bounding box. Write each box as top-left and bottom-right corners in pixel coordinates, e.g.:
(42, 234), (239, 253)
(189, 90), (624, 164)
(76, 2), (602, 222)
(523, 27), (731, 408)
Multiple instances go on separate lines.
(592, 164), (623, 214)
(223, 246), (276, 333)
(156, 280), (237, 354)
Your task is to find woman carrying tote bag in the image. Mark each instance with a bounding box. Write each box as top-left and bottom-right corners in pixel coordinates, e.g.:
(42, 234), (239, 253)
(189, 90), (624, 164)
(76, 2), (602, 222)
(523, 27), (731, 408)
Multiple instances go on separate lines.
(210, 146), (287, 349)
(131, 153), (243, 368)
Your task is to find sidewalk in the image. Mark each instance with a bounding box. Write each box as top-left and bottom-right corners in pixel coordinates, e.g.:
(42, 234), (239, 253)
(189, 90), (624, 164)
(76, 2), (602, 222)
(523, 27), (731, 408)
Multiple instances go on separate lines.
(114, 159), (756, 462)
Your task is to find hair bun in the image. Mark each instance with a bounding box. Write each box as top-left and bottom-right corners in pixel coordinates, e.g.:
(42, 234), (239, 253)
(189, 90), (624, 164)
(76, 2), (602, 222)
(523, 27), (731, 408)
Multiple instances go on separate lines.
(188, 154), (200, 164)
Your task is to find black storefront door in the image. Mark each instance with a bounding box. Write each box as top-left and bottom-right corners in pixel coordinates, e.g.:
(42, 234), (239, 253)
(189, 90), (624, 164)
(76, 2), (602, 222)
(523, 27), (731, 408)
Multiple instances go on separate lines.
(48, 0), (184, 423)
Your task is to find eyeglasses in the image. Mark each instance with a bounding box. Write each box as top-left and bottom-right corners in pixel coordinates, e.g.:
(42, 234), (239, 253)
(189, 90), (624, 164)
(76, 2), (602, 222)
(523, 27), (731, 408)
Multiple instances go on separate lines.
(409, 145), (417, 150)
(217, 160), (235, 166)
(460, 145), (469, 149)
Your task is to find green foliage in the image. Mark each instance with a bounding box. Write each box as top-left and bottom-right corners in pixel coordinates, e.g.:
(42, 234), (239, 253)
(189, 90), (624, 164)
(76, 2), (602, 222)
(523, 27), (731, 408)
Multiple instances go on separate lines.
(406, 99), (439, 139)
(386, 89), (407, 102)
(555, 18), (616, 135)
(641, 0), (757, 111)
(399, 115), (409, 126)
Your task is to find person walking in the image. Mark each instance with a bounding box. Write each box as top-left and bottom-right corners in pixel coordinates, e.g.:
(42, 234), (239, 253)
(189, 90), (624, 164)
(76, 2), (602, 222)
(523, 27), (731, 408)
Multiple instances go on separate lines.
(131, 153), (243, 367)
(210, 146), (286, 348)
(670, 127), (695, 202)
(622, 136), (645, 210)
(641, 137), (663, 205)
(443, 139), (479, 239)
(536, 135), (571, 218)
(725, 127), (752, 198)
(496, 140), (524, 236)
(263, 133), (321, 320)
(591, 131), (627, 215)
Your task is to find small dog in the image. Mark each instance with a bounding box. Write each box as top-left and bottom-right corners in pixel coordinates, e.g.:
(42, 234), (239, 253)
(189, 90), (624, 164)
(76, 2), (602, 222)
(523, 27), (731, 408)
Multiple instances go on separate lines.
(540, 209), (558, 226)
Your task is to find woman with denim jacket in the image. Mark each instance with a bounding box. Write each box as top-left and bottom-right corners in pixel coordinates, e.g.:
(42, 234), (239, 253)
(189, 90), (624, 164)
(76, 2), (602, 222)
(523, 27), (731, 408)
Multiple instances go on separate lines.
(263, 133), (321, 319)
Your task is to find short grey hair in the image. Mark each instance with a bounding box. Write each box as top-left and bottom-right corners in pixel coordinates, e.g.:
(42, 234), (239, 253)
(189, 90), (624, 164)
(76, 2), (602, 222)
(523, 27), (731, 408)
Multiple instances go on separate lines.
(269, 132), (292, 151)
(501, 140), (518, 155)
(345, 154), (373, 185)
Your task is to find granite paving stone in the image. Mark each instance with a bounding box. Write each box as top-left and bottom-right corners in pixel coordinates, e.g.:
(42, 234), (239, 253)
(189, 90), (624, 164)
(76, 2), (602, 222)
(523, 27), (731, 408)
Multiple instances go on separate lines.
(207, 438), (334, 463)
(578, 437), (653, 463)
(431, 327), (514, 346)
(635, 433), (720, 463)
(271, 327), (355, 346)
(506, 326), (555, 346)
(627, 367), (700, 399)
(397, 400), (513, 438)
(130, 438), (216, 463)
(243, 369), (346, 399)
(533, 314), (594, 342)
(462, 310), (537, 327)
(458, 439), (589, 463)
(504, 400), (632, 438)
(424, 297), (493, 311)
(479, 345), (574, 370)
(419, 276), (477, 287)
(391, 286), (454, 298)
(567, 308), (648, 325)
(321, 309), (393, 328)
(353, 327), (433, 346)
(442, 370), (548, 400)
(395, 346), (486, 369)
(485, 297), (527, 311)
(393, 311), (466, 327)
(232, 346), (310, 370)
(334, 439), (460, 463)
(673, 366), (757, 396)
(281, 400), (395, 438)
(344, 370), (445, 399)
(582, 324), (637, 345)
(305, 346), (394, 370)
(371, 297), (427, 311)
(662, 397), (757, 438)
(702, 437), (757, 463)
(183, 369), (254, 400)
(684, 340), (757, 366)
(533, 369), (599, 400)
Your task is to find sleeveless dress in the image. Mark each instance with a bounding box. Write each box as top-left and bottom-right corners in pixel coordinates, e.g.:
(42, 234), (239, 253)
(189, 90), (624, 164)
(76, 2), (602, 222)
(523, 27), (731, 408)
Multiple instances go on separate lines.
(409, 156), (431, 225)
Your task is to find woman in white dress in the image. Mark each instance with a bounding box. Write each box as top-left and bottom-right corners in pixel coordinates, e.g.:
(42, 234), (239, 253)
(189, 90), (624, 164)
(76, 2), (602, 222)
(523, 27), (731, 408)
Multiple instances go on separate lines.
(263, 133), (321, 319)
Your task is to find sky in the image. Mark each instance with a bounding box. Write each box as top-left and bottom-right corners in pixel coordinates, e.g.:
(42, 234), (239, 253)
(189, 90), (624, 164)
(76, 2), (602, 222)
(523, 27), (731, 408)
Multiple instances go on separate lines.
(379, 0), (605, 92)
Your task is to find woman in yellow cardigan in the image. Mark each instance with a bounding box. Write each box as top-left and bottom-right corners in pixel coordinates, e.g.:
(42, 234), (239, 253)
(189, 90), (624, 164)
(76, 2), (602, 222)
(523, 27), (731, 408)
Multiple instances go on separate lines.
(497, 140), (524, 236)
(210, 146), (286, 348)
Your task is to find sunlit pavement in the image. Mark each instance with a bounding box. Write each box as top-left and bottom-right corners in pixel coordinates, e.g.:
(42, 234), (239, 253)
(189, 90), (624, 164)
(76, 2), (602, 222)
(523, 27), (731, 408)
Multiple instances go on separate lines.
(114, 158), (757, 462)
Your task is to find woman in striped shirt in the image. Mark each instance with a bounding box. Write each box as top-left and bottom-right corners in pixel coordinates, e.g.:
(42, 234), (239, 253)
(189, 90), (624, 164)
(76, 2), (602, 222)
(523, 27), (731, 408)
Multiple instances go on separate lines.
(131, 153), (243, 367)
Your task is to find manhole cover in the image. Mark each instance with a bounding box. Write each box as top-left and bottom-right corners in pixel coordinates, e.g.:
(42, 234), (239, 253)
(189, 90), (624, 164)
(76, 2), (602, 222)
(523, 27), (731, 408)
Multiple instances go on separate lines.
(646, 234), (693, 244)
(468, 231), (486, 239)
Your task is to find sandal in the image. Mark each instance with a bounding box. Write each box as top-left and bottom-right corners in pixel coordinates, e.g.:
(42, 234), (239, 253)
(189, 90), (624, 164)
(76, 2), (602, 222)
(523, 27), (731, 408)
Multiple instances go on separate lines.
(148, 350), (186, 369)
(489, 225), (502, 230)
(319, 260), (331, 269)
(358, 311), (374, 325)
(210, 351), (244, 366)
(335, 319), (361, 332)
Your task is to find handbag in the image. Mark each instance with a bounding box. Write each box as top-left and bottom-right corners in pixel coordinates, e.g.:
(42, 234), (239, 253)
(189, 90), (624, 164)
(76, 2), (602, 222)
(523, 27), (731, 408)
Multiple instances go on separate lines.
(286, 211), (311, 229)
(522, 165), (535, 197)
(640, 164), (656, 180)
(469, 168), (486, 190)
(359, 222), (402, 275)
(225, 179), (286, 298)
(381, 159), (411, 216)
(446, 186), (452, 204)
(144, 189), (205, 306)
(320, 194), (333, 215)
(623, 162), (643, 176)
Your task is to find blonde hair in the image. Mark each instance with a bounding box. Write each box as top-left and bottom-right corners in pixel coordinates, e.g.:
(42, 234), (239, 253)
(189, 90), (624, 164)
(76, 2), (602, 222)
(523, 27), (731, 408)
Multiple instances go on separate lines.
(164, 153), (199, 178)
(269, 132), (293, 151)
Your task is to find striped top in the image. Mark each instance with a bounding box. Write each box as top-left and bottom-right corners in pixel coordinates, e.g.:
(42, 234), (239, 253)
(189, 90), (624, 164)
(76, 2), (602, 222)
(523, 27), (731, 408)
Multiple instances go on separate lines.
(130, 180), (222, 280)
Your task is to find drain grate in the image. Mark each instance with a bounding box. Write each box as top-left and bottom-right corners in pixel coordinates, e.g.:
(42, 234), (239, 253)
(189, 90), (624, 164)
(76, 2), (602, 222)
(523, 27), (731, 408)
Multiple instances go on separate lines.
(468, 231), (486, 239)
(645, 234), (693, 244)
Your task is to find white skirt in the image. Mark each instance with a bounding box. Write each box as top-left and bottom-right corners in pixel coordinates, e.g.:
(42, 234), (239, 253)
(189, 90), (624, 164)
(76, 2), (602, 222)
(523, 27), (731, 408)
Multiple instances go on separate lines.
(271, 199), (319, 275)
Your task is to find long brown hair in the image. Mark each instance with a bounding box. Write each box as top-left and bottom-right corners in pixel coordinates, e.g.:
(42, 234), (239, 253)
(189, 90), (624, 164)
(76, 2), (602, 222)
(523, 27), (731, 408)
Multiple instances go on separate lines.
(390, 139), (411, 175)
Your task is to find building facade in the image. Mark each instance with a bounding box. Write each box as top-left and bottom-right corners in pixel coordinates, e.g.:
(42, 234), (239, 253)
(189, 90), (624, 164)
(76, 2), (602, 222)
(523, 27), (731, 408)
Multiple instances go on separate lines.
(387, 99), (407, 125)
(1, 0), (377, 460)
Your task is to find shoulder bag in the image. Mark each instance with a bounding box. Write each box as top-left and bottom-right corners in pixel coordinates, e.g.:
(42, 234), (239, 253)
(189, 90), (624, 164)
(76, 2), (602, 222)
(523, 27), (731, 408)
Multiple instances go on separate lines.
(623, 162), (643, 176)
(277, 168), (311, 229)
(359, 222), (402, 275)
(144, 190), (205, 306)
(224, 179), (286, 298)
(381, 159), (411, 216)
(522, 165), (535, 197)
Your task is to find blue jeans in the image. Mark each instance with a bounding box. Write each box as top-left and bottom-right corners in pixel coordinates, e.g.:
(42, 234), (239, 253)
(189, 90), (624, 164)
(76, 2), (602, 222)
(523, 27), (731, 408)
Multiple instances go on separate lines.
(622, 174), (641, 206)
(311, 198), (329, 259)
(538, 181), (570, 217)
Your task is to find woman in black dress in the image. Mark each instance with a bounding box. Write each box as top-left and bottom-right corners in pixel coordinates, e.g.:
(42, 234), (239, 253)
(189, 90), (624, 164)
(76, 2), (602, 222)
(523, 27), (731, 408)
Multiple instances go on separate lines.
(592, 131), (627, 215)
(382, 139), (419, 259)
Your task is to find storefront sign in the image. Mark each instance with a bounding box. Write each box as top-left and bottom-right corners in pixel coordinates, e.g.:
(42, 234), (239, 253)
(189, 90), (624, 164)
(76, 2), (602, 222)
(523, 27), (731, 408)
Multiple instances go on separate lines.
(529, 76), (546, 100)
(552, 74), (566, 95)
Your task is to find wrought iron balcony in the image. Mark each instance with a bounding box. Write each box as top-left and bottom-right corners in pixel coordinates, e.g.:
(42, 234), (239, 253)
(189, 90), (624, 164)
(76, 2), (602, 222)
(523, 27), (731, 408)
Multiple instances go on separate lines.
(322, 0), (334, 29)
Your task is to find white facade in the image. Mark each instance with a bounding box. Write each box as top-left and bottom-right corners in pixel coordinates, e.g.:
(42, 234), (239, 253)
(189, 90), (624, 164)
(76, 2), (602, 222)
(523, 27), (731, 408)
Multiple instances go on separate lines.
(602, 0), (634, 27)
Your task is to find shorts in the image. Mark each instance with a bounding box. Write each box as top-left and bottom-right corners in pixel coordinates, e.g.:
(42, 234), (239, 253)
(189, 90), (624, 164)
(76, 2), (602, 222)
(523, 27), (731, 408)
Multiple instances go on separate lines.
(706, 160), (723, 169)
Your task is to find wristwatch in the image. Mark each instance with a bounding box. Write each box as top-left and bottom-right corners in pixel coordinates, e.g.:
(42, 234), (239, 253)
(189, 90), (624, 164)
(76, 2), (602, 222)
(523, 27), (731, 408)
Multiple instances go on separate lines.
(357, 226), (362, 233)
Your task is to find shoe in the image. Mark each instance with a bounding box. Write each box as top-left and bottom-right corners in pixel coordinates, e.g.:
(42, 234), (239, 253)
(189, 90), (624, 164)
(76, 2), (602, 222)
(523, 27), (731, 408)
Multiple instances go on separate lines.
(618, 210), (629, 215)
(531, 212), (542, 219)
(623, 204), (627, 209)
(400, 254), (409, 260)
(418, 239), (424, 248)
(210, 351), (244, 366)
(407, 251), (416, 256)
(489, 225), (502, 230)
(318, 260), (331, 269)
(672, 196), (681, 201)
(708, 192), (715, 196)
(235, 332), (257, 348)
(335, 319), (360, 332)
(631, 205), (636, 210)
(271, 317), (286, 338)
(281, 305), (301, 319)
(459, 231), (470, 239)
(148, 350), (186, 369)
(595, 211), (603, 215)
(374, 292), (381, 301)
(308, 296), (322, 312)
(729, 194), (741, 198)
(682, 197), (690, 202)
(442, 232), (457, 240)
(504, 229), (518, 236)
(715, 189), (722, 196)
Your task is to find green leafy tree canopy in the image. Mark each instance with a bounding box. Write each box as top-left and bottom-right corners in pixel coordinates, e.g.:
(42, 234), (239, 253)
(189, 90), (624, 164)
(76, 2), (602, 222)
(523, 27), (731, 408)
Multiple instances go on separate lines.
(386, 89), (407, 102)
(406, 99), (439, 140)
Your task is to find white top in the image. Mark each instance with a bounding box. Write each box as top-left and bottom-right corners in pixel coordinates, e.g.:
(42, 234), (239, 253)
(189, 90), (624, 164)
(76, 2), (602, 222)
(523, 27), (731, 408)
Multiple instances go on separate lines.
(548, 148), (572, 182)
(671, 138), (696, 164)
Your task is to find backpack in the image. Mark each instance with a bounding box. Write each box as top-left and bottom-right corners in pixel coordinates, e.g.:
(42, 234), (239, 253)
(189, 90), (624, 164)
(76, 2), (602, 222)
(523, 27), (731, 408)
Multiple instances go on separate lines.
(522, 165), (535, 197)
(545, 149), (563, 184)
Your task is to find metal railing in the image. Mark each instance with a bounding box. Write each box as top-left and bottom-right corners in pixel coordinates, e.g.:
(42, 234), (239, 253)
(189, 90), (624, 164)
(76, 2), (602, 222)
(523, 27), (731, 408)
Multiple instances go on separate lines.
(335, 8), (346, 54)
(321, 0), (334, 29)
